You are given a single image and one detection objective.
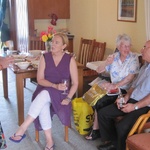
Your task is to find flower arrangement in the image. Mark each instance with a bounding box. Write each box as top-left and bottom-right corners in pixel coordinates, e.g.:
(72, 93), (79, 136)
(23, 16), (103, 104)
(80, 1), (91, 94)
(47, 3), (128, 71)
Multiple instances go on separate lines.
(40, 26), (56, 42)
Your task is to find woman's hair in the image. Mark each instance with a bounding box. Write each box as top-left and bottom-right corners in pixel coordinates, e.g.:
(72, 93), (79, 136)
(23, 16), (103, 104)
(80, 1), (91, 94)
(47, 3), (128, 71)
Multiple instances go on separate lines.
(54, 32), (69, 49)
(116, 34), (132, 47)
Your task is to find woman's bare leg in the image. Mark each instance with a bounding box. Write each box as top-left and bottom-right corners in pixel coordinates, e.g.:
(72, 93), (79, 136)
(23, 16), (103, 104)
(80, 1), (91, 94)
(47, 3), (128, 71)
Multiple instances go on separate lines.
(44, 129), (54, 150)
(10, 115), (34, 140)
(85, 110), (100, 140)
(10, 90), (51, 141)
(93, 111), (99, 129)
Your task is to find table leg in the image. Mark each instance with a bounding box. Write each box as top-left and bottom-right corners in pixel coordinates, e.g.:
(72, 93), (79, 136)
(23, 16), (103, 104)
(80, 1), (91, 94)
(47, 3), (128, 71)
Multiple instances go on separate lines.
(16, 74), (24, 125)
(2, 68), (8, 99)
(77, 67), (83, 97)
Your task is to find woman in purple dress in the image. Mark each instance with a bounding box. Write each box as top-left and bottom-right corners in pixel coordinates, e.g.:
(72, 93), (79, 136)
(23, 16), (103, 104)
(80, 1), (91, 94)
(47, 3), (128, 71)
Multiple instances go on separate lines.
(9, 32), (78, 150)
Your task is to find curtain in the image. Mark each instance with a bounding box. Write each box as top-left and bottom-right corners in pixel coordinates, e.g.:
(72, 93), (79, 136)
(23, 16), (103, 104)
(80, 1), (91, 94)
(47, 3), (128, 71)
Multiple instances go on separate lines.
(144, 0), (150, 40)
(16, 0), (29, 52)
(0, 0), (10, 44)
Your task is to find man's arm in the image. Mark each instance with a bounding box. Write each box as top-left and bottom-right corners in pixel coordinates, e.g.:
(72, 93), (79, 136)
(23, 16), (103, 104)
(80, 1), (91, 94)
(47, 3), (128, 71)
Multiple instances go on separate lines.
(135, 94), (150, 109)
(124, 87), (134, 103)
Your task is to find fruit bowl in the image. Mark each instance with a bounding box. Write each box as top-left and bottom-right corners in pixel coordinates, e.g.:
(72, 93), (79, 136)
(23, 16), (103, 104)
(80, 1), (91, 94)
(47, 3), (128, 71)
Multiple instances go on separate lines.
(16, 61), (30, 70)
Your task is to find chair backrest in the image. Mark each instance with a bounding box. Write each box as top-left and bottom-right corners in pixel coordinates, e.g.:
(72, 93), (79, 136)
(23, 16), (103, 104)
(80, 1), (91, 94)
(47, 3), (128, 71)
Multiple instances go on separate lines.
(90, 41), (106, 62)
(29, 36), (45, 50)
(78, 38), (95, 67)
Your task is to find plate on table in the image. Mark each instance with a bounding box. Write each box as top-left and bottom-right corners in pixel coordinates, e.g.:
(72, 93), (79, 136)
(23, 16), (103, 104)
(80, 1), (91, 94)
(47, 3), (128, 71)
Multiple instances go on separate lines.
(107, 88), (120, 96)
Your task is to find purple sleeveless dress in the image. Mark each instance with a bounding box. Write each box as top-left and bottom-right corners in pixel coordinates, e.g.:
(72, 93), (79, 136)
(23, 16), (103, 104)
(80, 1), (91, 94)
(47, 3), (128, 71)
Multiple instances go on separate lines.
(32, 52), (72, 131)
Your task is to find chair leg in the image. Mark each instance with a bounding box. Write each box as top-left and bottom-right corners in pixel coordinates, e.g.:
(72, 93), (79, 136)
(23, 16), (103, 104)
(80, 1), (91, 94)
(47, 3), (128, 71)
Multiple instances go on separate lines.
(65, 126), (69, 142)
(24, 79), (26, 87)
(35, 129), (39, 142)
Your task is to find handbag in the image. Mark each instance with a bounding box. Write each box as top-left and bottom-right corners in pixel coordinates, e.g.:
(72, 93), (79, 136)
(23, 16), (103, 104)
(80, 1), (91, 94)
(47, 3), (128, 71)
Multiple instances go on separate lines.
(72, 97), (94, 135)
(0, 122), (7, 149)
(83, 84), (107, 106)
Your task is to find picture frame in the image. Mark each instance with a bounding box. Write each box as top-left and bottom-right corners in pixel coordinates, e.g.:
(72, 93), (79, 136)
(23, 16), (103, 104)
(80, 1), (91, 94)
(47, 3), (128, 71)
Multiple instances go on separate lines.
(117, 0), (137, 22)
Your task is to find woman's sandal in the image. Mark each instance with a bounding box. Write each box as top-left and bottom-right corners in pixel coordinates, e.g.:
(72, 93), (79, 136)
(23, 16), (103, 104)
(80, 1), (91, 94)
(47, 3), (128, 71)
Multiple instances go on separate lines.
(9, 133), (26, 143)
(45, 144), (55, 150)
(85, 129), (100, 140)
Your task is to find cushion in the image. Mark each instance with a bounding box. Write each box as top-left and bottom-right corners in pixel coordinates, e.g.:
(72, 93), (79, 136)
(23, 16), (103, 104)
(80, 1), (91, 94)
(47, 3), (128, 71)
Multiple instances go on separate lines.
(126, 133), (150, 150)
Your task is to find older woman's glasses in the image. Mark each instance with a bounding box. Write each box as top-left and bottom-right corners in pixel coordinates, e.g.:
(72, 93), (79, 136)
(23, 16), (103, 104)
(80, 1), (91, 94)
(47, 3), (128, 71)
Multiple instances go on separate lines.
(121, 44), (131, 49)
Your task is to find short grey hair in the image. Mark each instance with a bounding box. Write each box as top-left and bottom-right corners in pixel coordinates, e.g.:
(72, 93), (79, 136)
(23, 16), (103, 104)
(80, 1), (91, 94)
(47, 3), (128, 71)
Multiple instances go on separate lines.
(116, 34), (132, 47)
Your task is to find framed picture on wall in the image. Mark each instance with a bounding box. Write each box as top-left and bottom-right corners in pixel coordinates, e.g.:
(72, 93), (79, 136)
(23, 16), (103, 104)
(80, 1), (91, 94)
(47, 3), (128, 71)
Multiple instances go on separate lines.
(117, 0), (137, 22)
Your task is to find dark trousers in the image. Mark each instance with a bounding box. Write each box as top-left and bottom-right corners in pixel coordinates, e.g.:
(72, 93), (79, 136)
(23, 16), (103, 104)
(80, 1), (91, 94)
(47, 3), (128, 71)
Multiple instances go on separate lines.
(95, 89), (127, 111)
(97, 98), (150, 150)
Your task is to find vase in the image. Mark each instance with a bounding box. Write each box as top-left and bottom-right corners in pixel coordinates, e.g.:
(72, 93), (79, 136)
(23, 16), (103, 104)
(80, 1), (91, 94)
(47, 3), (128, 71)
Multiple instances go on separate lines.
(45, 41), (51, 52)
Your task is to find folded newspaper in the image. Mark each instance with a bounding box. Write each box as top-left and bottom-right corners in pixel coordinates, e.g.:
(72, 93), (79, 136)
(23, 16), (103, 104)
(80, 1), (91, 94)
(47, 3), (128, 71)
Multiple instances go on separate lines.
(86, 61), (105, 71)
(89, 77), (110, 87)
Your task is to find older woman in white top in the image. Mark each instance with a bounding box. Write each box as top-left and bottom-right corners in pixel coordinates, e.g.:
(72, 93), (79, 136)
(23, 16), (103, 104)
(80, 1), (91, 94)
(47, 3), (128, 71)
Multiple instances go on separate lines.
(85, 34), (140, 140)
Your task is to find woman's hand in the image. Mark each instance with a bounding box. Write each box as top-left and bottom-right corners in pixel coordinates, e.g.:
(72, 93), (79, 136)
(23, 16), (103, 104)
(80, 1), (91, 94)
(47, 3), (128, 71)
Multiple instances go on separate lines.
(105, 54), (114, 65)
(101, 82), (117, 92)
(106, 83), (118, 92)
(57, 83), (67, 91)
(61, 98), (70, 105)
(100, 82), (111, 90)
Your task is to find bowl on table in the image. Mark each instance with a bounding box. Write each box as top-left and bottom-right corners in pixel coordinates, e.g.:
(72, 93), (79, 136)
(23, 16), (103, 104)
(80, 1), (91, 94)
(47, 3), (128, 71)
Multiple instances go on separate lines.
(29, 50), (42, 57)
(15, 61), (30, 70)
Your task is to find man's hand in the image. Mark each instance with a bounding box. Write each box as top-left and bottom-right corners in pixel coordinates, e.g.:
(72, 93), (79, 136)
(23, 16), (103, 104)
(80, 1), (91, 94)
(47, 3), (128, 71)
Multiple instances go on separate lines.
(120, 103), (135, 113)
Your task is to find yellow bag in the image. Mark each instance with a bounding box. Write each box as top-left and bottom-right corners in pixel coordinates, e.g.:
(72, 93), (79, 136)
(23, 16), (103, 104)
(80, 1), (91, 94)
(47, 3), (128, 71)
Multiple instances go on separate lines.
(83, 84), (106, 106)
(72, 97), (94, 135)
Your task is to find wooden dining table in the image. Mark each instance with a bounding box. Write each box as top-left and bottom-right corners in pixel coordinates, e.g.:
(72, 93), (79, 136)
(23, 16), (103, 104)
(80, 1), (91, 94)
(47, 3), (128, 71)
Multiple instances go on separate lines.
(2, 61), (84, 126)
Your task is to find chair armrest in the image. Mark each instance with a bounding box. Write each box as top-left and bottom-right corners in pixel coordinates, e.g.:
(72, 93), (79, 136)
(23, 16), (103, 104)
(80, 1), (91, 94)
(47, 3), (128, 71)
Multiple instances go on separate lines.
(128, 110), (150, 137)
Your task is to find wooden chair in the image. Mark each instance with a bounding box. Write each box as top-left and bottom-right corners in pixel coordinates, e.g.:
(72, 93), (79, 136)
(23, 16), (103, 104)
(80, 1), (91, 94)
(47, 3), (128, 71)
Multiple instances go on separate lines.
(29, 36), (45, 50)
(26, 36), (45, 85)
(78, 38), (106, 77)
(126, 110), (150, 150)
(78, 38), (95, 67)
(91, 41), (106, 62)
(83, 41), (106, 77)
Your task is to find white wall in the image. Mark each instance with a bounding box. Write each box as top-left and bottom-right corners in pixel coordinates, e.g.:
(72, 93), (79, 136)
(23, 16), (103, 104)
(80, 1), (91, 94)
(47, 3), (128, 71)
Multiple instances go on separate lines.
(68, 0), (146, 58)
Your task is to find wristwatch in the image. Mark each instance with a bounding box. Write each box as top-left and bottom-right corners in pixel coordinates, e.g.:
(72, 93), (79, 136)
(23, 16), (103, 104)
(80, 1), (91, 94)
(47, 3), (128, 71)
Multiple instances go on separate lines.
(134, 105), (139, 110)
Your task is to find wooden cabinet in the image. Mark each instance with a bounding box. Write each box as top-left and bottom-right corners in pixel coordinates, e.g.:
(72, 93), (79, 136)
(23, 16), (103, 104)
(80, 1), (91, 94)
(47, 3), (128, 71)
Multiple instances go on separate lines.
(67, 35), (74, 53)
(28, 0), (70, 36)
(28, 0), (70, 19)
